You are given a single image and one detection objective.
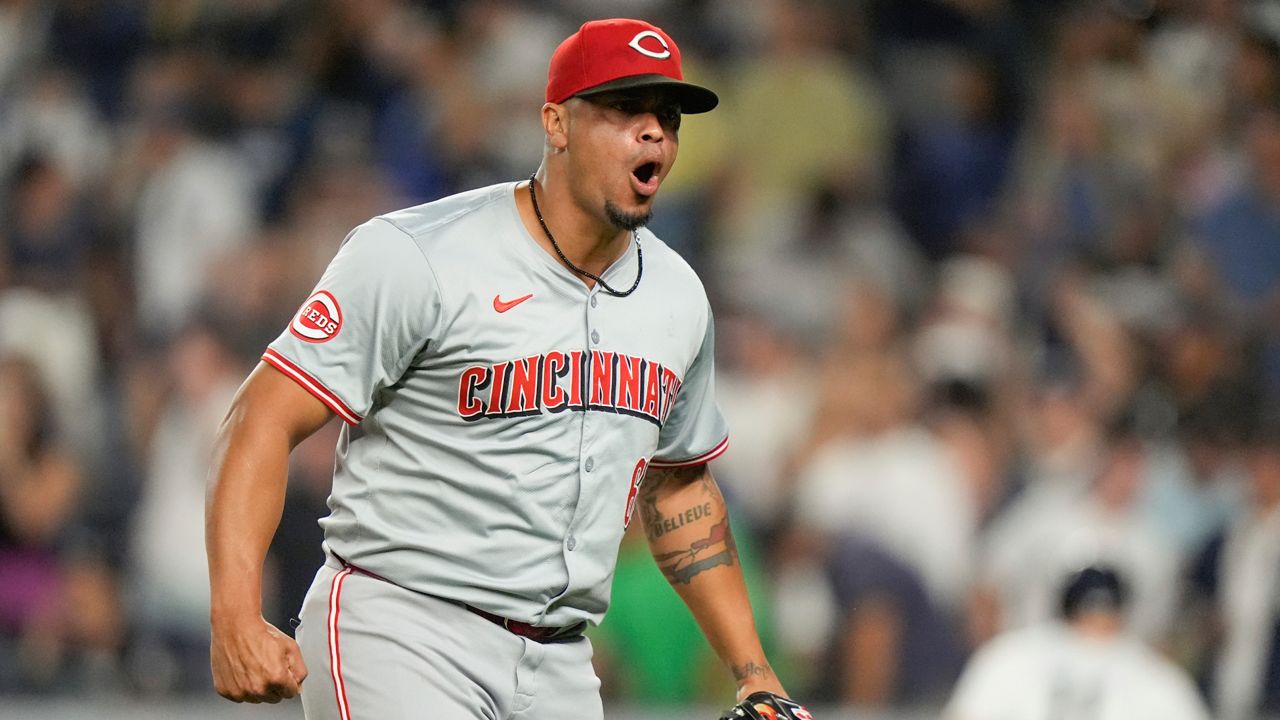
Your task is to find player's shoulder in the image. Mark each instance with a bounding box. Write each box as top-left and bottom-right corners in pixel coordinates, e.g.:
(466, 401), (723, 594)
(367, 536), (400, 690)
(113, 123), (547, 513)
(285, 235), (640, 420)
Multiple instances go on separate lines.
(1114, 638), (1209, 716)
(973, 624), (1062, 668)
(1117, 636), (1191, 679)
(328, 186), (514, 283)
(373, 182), (516, 244)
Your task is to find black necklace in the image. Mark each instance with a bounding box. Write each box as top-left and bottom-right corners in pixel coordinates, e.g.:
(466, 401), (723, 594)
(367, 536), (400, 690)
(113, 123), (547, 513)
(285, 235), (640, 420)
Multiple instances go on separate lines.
(527, 174), (643, 298)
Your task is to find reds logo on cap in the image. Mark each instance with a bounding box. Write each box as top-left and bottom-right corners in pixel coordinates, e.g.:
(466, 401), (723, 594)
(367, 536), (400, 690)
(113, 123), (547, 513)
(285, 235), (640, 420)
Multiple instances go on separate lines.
(291, 290), (343, 343)
(628, 30), (670, 59)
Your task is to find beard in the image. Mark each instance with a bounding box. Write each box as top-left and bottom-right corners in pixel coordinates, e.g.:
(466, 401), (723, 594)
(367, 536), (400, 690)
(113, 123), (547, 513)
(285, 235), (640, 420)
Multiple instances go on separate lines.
(605, 200), (651, 232)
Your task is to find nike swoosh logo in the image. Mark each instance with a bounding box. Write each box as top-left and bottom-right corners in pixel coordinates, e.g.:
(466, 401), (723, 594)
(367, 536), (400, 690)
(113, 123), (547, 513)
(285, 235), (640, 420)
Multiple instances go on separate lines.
(493, 293), (534, 313)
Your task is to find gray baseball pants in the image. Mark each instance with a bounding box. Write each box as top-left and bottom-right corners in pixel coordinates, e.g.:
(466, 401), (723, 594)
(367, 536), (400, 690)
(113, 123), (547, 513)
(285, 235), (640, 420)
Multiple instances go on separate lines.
(295, 556), (604, 720)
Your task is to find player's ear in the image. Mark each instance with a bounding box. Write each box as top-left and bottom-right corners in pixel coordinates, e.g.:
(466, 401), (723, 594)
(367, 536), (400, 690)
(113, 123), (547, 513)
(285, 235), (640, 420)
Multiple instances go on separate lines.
(542, 102), (570, 151)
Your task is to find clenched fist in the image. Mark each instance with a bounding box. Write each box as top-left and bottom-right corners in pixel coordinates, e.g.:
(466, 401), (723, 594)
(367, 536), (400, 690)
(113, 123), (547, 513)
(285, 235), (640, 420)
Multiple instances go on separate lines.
(211, 615), (308, 703)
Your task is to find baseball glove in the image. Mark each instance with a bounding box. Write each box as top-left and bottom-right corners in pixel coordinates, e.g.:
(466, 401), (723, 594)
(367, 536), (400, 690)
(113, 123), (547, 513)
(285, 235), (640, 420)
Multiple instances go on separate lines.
(719, 691), (814, 720)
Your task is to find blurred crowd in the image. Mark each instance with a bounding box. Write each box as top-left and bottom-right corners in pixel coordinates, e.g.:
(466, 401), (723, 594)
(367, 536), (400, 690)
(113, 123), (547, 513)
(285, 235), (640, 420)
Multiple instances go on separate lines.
(0, 0), (1278, 717)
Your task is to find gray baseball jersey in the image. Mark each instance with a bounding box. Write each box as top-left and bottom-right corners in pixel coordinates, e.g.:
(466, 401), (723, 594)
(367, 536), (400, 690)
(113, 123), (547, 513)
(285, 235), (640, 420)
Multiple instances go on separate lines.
(264, 181), (728, 628)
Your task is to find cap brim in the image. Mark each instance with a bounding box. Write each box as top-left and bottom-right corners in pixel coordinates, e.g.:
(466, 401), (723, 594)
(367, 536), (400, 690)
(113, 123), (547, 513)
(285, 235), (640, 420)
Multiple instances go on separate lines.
(573, 74), (719, 114)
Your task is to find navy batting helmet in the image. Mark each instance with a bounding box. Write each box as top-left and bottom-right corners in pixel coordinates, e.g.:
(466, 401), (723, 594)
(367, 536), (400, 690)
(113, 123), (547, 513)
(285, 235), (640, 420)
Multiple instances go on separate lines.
(1059, 565), (1128, 620)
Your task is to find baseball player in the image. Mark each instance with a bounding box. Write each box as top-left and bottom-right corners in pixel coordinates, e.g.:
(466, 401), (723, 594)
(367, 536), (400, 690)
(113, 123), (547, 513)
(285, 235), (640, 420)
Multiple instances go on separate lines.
(205, 18), (811, 720)
(945, 566), (1209, 720)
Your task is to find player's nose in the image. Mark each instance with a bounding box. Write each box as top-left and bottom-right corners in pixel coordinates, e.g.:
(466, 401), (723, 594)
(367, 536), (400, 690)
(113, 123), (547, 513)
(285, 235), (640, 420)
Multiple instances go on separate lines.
(638, 115), (664, 144)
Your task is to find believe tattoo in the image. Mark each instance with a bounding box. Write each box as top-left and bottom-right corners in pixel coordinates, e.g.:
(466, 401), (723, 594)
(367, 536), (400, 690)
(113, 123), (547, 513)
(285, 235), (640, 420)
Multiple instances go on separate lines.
(647, 502), (713, 539)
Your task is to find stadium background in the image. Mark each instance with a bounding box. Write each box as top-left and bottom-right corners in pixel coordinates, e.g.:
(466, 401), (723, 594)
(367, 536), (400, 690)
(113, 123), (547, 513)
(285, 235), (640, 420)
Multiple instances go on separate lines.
(1, 0), (1279, 718)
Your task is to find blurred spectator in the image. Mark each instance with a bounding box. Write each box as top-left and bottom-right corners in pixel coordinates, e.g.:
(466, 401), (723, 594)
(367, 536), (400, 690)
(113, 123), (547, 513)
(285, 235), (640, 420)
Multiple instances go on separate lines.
(913, 253), (1017, 396)
(979, 424), (1180, 643)
(1146, 0), (1240, 138)
(0, 68), (111, 195)
(0, 1), (50, 98)
(714, 0), (890, 290)
(1192, 416), (1280, 720)
(1192, 108), (1280, 311)
(44, 1), (145, 118)
(454, 1), (569, 182)
(1, 154), (93, 293)
(301, 0), (453, 205)
(1224, 29), (1280, 128)
(1025, 363), (1102, 471)
(1139, 401), (1246, 559)
(792, 348), (976, 705)
(1168, 27), (1280, 220)
(1079, 5), (1200, 189)
(714, 311), (816, 538)
(1042, 268), (1142, 421)
(0, 289), (100, 446)
(221, 55), (322, 222)
(796, 350), (976, 613)
(729, 0), (888, 197)
(114, 52), (257, 339)
(126, 322), (242, 693)
(723, 182), (927, 349)
(929, 384), (1012, 538)
(0, 355), (84, 689)
(1147, 302), (1250, 421)
(892, 50), (1019, 259)
(947, 565), (1210, 720)
(1187, 106), (1280, 401)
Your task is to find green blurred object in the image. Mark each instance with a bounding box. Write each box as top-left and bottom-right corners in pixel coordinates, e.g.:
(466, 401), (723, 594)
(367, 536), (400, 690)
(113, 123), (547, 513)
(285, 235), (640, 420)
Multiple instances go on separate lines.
(591, 510), (778, 704)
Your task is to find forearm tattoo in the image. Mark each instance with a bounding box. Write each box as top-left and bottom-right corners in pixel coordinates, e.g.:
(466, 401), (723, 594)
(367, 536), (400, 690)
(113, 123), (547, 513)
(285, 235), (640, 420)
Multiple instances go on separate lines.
(641, 465), (740, 584)
(647, 502), (712, 539)
(639, 464), (702, 525)
(731, 660), (775, 683)
(653, 517), (738, 584)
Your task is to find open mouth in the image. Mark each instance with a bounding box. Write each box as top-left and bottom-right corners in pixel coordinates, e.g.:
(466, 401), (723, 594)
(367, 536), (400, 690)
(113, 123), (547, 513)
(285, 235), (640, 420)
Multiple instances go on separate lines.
(631, 161), (661, 196)
(633, 162), (658, 184)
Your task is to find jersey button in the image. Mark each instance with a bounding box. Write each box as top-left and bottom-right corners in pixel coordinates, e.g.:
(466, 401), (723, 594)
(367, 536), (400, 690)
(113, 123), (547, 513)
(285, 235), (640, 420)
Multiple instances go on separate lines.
(590, 295), (598, 308)
(590, 329), (600, 344)
(567, 535), (578, 551)
(584, 457), (595, 472)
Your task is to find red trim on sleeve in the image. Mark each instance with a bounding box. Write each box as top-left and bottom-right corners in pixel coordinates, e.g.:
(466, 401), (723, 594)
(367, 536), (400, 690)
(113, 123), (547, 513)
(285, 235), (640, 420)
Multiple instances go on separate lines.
(262, 348), (363, 425)
(650, 435), (729, 468)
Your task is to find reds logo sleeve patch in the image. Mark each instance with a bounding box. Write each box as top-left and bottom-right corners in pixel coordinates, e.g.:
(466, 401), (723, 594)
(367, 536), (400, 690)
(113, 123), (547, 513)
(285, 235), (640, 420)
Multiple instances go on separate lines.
(291, 290), (343, 343)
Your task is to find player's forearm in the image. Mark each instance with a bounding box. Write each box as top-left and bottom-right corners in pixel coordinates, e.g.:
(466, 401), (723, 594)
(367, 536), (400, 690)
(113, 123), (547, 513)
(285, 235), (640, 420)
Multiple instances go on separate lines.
(638, 465), (780, 693)
(205, 396), (295, 624)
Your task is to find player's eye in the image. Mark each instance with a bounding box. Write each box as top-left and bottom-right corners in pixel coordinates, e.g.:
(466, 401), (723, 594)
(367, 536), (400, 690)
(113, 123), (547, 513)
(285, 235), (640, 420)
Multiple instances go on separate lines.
(598, 96), (680, 131)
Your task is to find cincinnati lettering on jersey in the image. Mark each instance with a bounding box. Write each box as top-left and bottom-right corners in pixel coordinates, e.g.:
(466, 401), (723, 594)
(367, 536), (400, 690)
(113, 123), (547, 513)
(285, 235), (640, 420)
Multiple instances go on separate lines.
(457, 350), (682, 427)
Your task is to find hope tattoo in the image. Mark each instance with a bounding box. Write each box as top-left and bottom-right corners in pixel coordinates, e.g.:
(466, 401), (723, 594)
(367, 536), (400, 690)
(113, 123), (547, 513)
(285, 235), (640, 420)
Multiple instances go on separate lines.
(731, 661), (774, 682)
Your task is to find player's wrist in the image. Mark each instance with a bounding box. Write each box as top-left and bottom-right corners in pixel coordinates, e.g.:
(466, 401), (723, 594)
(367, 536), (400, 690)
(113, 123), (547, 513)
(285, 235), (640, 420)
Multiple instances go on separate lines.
(736, 681), (788, 703)
(731, 659), (785, 700)
(210, 598), (266, 628)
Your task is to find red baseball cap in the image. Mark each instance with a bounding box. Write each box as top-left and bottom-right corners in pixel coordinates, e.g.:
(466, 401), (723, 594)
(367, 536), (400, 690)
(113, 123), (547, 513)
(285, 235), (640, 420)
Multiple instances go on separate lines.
(546, 18), (719, 114)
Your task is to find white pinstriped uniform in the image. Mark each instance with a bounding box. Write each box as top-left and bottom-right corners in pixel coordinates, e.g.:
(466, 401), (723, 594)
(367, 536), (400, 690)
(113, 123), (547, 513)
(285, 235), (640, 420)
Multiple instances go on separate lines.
(270, 182), (728, 719)
(947, 624), (1210, 720)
